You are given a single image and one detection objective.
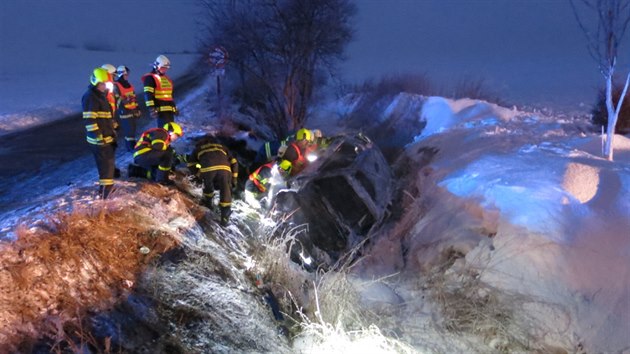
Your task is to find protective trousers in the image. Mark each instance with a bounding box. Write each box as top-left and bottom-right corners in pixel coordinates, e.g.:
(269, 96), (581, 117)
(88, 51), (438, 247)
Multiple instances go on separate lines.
(156, 111), (174, 129)
(200, 169), (232, 225)
(120, 116), (138, 151)
(89, 144), (116, 198)
(134, 148), (173, 183)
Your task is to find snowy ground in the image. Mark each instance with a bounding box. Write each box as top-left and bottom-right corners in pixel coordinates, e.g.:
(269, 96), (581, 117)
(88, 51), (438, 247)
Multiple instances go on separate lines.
(2, 77), (629, 352)
(298, 90), (629, 352)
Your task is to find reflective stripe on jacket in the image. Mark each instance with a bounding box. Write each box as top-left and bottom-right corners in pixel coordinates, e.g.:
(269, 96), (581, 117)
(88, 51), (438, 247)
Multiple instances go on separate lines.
(133, 128), (171, 158)
(114, 81), (138, 113)
(187, 141), (238, 180)
(249, 162), (274, 193)
(142, 72), (175, 111)
(82, 85), (115, 145)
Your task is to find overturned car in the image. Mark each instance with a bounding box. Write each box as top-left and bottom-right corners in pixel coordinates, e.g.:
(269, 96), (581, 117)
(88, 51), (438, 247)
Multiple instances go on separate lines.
(271, 133), (393, 268)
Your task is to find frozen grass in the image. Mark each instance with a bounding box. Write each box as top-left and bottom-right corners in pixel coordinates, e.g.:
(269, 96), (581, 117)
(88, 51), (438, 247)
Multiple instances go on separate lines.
(251, 224), (417, 353)
(425, 247), (575, 354)
(0, 183), (188, 352)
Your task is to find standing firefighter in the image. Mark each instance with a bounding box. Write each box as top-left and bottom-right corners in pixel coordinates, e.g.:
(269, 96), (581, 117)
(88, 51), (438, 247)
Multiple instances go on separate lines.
(143, 54), (177, 128)
(131, 122), (183, 185)
(186, 138), (238, 227)
(101, 64), (118, 129)
(82, 67), (117, 199)
(114, 65), (141, 151)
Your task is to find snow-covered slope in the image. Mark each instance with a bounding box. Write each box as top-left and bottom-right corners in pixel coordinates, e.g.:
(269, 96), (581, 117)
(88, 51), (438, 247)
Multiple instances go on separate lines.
(354, 96), (629, 353)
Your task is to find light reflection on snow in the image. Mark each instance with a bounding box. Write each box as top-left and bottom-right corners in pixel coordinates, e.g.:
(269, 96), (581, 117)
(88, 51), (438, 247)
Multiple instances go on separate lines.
(439, 154), (576, 240)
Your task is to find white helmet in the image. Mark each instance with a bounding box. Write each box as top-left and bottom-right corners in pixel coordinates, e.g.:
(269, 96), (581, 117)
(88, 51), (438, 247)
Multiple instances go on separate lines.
(153, 55), (171, 69)
(116, 65), (129, 78)
(101, 63), (116, 74)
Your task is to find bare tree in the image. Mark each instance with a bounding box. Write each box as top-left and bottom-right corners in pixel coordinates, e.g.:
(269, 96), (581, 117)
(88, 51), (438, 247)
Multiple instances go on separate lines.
(199, 0), (356, 138)
(571, 0), (630, 161)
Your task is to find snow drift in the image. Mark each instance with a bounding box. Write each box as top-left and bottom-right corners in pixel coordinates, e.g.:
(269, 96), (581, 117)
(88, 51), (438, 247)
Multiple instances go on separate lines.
(353, 96), (630, 353)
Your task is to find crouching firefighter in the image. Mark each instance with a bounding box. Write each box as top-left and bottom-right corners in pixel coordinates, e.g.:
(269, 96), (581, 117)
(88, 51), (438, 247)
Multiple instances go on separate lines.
(244, 161), (275, 209)
(129, 122), (183, 185)
(185, 138), (238, 226)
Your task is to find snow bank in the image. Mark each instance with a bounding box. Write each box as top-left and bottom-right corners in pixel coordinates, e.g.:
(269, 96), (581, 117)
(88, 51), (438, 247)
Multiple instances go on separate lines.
(370, 96), (630, 352)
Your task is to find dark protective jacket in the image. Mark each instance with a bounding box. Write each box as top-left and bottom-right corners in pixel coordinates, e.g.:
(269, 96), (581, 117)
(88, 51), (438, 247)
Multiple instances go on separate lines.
(186, 140), (238, 183)
(132, 128), (175, 183)
(281, 142), (317, 176)
(252, 138), (291, 168)
(142, 70), (176, 113)
(133, 128), (172, 158)
(82, 85), (116, 145)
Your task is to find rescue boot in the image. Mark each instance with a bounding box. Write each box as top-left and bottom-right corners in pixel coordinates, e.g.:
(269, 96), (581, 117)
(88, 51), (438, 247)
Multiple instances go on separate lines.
(158, 177), (175, 186)
(127, 163), (147, 178)
(201, 197), (215, 212)
(219, 206), (231, 227)
(98, 185), (114, 199)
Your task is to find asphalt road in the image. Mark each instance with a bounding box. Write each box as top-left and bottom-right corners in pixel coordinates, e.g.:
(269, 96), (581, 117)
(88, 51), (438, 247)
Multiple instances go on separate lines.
(0, 114), (88, 179)
(0, 72), (206, 209)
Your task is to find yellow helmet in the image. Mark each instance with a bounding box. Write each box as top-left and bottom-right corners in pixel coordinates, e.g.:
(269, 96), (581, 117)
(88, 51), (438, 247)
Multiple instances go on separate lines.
(90, 67), (110, 86)
(296, 128), (313, 142)
(278, 159), (292, 175)
(164, 122), (183, 136)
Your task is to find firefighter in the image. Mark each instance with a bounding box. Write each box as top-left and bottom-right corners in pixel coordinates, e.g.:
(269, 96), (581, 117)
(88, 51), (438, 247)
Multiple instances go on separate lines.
(101, 64), (118, 129)
(312, 129), (333, 150)
(82, 67), (117, 199)
(114, 65), (142, 151)
(186, 137), (238, 227)
(143, 54), (177, 128)
(131, 122), (183, 185)
(251, 138), (290, 170)
(278, 128), (317, 176)
(245, 161), (275, 204)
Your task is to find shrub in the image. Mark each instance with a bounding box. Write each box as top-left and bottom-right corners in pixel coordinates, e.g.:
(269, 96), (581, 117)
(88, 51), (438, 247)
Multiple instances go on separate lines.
(450, 77), (507, 106)
(353, 73), (435, 98)
(591, 79), (630, 134)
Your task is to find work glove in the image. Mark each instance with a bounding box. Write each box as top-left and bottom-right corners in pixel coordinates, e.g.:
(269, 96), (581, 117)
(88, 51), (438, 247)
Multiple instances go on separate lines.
(132, 109), (142, 118)
(171, 152), (183, 167)
(278, 145), (288, 158)
(150, 107), (158, 119)
(176, 153), (187, 165)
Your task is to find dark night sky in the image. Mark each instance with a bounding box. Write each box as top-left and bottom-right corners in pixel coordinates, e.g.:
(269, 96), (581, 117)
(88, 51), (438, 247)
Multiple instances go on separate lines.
(1, 0), (629, 111)
(343, 0), (629, 109)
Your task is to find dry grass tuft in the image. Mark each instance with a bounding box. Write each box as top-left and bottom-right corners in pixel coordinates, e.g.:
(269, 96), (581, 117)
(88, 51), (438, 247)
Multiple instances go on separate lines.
(249, 224), (413, 352)
(426, 251), (569, 353)
(0, 186), (184, 352)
